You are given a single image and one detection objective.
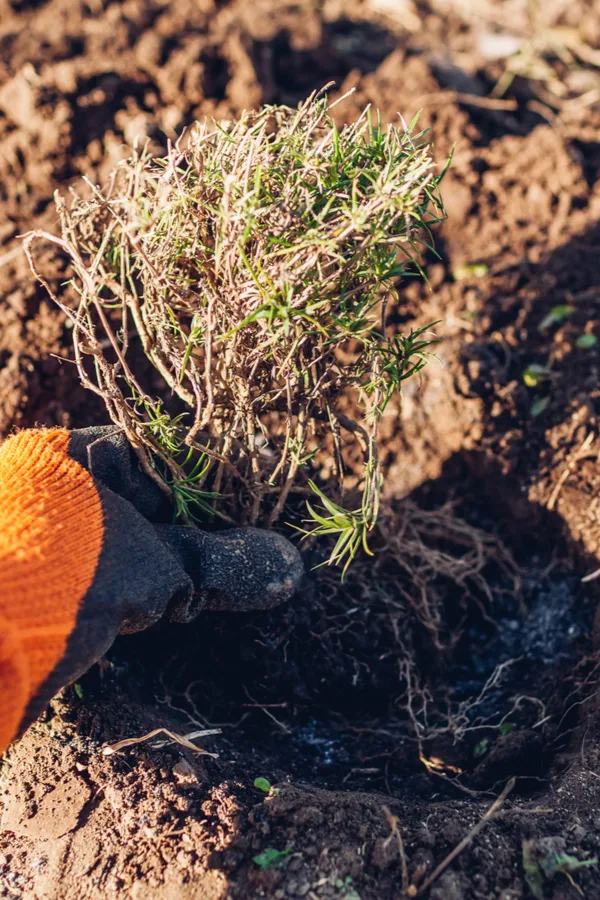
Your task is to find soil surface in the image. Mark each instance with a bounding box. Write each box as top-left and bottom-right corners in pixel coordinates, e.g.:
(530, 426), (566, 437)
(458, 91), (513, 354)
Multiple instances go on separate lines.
(2, 1), (600, 898)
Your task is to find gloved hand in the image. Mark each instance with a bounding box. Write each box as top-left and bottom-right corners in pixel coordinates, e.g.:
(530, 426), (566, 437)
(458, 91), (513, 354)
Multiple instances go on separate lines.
(0, 426), (303, 752)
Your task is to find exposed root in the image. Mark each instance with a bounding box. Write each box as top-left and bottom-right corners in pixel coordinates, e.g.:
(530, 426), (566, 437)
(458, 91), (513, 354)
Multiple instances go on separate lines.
(154, 496), (527, 774)
(323, 497), (521, 652)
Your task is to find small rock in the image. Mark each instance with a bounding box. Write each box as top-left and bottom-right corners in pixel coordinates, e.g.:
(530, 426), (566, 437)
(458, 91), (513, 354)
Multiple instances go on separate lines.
(172, 760), (198, 785)
(371, 837), (398, 871)
(0, 69), (38, 129)
(472, 873), (488, 893)
(293, 806), (325, 827)
(478, 32), (522, 60)
(176, 850), (193, 869)
(416, 827), (436, 848)
(429, 871), (465, 900)
(441, 821), (464, 845)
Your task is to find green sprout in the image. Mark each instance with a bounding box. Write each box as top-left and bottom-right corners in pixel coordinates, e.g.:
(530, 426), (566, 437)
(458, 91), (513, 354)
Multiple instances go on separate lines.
(474, 737), (490, 758)
(576, 333), (597, 350)
(498, 722), (515, 735)
(523, 364), (552, 388)
(253, 848), (293, 870)
(254, 776), (280, 797)
(453, 262), (488, 281)
(538, 304), (575, 332)
(530, 396), (550, 418)
(297, 478), (378, 577)
(254, 777), (272, 793)
(336, 876), (361, 899)
(474, 723), (517, 759)
(169, 447), (223, 523)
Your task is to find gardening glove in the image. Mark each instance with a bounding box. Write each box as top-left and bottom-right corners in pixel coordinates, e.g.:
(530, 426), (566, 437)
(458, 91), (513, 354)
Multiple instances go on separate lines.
(0, 426), (303, 753)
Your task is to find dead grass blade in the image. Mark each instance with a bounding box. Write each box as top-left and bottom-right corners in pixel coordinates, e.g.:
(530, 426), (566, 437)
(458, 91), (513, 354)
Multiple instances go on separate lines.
(101, 727), (221, 757)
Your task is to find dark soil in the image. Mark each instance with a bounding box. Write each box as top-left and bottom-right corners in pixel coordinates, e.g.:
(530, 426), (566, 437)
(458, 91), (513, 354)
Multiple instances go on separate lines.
(2, 1), (600, 898)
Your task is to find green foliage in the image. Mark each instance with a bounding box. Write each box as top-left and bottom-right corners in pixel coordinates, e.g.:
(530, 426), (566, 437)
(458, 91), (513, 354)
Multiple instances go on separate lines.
(364, 321), (440, 412)
(498, 722), (515, 735)
(31, 89), (447, 569)
(253, 776), (280, 797)
(474, 737), (490, 758)
(253, 847), (293, 870)
(523, 364), (551, 388)
(523, 839), (597, 899)
(576, 333), (597, 349)
(453, 262), (488, 281)
(529, 396), (550, 418)
(335, 876), (361, 899)
(254, 777), (272, 793)
(538, 304), (574, 331)
(298, 480), (376, 576)
(169, 447), (223, 523)
(474, 723), (516, 759)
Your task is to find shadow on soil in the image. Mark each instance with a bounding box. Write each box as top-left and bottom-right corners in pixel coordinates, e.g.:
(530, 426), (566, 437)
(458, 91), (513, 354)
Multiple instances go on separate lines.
(76, 446), (596, 808)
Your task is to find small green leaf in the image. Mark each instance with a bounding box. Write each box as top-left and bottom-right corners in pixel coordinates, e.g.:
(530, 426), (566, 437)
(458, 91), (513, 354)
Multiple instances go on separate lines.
(530, 396), (550, 418)
(523, 364), (551, 388)
(335, 875), (358, 898)
(576, 333), (597, 349)
(73, 683), (84, 700)
(543, 851), (598, 877)
(538, 305), (575, 331)
(498, 722), (515, 735)
(474, 737), (490, 758)
(453, 262), (489, 281)
(253, 847), (293, 870)
(254, 777), (272, 793)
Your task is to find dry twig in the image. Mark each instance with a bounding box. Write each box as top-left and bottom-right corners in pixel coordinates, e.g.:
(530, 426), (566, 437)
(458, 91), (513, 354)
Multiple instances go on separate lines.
(414, 777), (516, 895)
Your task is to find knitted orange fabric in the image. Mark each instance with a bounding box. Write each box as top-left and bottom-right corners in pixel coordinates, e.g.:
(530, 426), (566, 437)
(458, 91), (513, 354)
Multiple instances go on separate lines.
(0, 429), (104, 751)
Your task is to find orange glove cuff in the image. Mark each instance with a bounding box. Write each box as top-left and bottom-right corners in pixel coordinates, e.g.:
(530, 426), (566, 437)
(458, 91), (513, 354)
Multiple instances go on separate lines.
(0, 429), (104, 751)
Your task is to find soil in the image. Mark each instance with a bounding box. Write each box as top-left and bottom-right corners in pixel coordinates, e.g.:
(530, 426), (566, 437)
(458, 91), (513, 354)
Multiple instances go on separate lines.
(2, 1), (600, 898)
